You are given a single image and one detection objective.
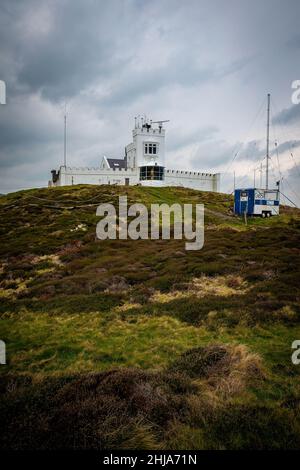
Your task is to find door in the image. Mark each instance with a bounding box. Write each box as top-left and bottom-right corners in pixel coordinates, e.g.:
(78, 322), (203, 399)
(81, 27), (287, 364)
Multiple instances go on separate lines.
(240, 191), (248, 214)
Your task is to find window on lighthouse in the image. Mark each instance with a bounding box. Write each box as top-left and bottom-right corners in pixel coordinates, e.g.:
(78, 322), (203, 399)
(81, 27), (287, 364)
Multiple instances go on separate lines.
(144, 143), (157, 155)
(140, 166), (164, 181)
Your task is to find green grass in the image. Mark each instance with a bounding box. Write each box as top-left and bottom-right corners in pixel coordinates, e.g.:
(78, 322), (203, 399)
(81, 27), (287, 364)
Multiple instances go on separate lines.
(0, 184), (300, 449)
(1, 312), (208, 375)
(2, 309), (299, 394)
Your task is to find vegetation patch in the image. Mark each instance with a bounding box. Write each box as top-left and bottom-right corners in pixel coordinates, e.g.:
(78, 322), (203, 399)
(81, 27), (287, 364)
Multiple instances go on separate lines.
(0, 185), (300, 449)
(1, 344), (299, 450)
(170, 343), (266, 398)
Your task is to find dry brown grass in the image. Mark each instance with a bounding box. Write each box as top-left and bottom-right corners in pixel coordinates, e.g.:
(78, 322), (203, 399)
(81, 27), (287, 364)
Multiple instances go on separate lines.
(149, 275), (249, 305)
(207, 344), (266, 398)
(104, 275), (131, 294)
(189, 275), (248, 297)
(170, 343), (266, 399)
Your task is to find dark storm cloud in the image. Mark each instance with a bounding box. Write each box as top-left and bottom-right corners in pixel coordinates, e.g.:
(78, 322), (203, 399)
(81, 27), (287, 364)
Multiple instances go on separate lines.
(190, 139), (267, 170)
(272, 104), (300, 126)
(101, 56), (252, 107)
(190, 139), (239, 170)
(189, 137), (300, 172)
(0, 119), (48, 149)
(234, 139), (300, 161)
(0, 0), (253, 105)
(0, 100), (61, 150)
(284, 166), (300, 207)
(286, 34), (300, 49)
(235, 139), (300, 161)
(0, 0), (133, 101)
(167, 126), (219, 151)
(0, 0), (300, 199)
(271, 139), (300, 156)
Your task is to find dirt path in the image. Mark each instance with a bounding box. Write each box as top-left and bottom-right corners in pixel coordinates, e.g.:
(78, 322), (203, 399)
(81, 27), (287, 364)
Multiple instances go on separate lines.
(205, 207), (234, 220)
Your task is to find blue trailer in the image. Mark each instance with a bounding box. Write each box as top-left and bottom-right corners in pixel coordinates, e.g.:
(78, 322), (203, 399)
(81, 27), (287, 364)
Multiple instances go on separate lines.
(234, 188), (280, 218)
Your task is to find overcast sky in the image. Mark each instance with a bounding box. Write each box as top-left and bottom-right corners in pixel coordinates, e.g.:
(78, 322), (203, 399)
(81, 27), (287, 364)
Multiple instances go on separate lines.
(0, 0), (299, 204)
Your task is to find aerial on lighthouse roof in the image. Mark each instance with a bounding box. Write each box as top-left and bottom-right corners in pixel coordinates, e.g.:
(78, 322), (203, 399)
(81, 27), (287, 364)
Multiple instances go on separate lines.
(49, 117), (220, 192)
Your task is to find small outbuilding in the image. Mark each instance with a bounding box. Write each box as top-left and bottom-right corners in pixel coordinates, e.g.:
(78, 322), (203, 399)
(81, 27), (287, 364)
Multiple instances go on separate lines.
(234, 188), (280, 217)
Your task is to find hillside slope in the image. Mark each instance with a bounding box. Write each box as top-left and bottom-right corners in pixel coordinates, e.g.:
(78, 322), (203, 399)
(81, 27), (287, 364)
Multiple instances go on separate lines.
(1, 185), (300, 450)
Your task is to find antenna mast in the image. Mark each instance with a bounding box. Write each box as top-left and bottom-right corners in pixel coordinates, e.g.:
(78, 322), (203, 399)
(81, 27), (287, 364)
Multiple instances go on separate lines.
(260, 162), (262, 187)
(64, 103), (67, 168)
(266, 93), (270, 189)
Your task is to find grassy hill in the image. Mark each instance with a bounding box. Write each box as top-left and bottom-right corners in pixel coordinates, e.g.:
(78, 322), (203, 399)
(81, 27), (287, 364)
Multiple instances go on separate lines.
(1, 185), (300, 450)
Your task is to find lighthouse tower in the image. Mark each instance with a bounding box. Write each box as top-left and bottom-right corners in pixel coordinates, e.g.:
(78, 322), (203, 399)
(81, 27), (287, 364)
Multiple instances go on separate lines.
(125, 117), (167, 186)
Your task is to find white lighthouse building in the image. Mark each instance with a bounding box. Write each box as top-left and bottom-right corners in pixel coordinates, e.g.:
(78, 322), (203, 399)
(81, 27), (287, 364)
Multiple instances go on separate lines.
(125, 118), (166, 187)
(49, 118), (220, 192)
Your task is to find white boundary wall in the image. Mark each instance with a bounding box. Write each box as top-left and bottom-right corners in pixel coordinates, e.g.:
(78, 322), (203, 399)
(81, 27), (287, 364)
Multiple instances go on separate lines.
(165, 170), (220, 192)
(54, 167), (139, 186)
(49, 166), (220, 192)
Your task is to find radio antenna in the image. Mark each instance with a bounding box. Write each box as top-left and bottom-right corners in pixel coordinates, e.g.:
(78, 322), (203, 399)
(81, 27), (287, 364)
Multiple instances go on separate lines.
(266, 93), (270, 189)
(64, 102), (67, 168)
